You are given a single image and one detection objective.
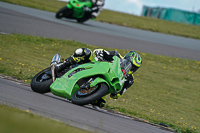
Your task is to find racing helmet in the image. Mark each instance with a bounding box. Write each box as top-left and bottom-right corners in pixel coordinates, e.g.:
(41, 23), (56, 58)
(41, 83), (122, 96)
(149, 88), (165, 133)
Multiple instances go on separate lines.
(124, 51), (142, 72)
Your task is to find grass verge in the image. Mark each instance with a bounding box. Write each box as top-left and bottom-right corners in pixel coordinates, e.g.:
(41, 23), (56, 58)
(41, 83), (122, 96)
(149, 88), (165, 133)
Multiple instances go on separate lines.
(0, 104), (91, 133)
(1, 0), (200, 39)
(0, 34), (199, 133)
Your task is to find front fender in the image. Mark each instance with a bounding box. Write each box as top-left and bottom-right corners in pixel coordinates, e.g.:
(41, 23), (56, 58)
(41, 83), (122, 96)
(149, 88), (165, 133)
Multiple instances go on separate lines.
(66, 4), (72, 9)
(90, 77), (110, 88)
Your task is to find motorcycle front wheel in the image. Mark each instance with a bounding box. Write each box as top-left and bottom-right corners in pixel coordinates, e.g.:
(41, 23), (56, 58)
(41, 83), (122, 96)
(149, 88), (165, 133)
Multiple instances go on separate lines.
(31, 67), (53, 93)
(55, 6), (73, 19)
(71, 83), (108, 106)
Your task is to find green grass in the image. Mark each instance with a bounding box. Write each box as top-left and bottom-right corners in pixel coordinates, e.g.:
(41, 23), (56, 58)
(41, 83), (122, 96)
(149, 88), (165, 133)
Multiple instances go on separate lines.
(1, 0), (200, 39)
(0, 34), (200, 133)
(0, 104), (91, 133)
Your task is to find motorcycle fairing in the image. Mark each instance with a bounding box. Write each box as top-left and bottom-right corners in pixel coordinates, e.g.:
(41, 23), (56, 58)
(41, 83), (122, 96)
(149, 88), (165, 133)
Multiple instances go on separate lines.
(67, 0), (92, 19)
(50, 56), (125, 99)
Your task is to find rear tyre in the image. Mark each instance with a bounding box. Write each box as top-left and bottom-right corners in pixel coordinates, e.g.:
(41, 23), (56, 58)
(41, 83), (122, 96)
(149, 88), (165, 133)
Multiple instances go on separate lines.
(31, 67), (53, 93)
(71, 83), (108, 105)
(77, 18), (89, 23)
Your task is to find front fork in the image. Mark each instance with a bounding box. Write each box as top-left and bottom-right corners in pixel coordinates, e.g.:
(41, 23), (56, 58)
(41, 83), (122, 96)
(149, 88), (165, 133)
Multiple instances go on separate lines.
(51, 54), (61, 82)
(80, 78), (93, 90)
(51, 65), (56, 82)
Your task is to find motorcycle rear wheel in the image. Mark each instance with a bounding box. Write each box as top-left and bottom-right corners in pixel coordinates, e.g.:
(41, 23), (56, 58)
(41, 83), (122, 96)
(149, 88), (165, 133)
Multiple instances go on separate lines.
(31, 67), (53, 93)
(71, 83), (108, 106)
(77, 18), (90, 23)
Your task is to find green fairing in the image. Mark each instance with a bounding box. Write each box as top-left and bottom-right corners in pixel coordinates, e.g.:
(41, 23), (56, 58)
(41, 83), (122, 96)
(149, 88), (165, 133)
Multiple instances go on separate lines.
(89, 77), (109, 88)
(50, 56), (125, 100)
(67, 0), (92, 19)
(66, 4), (72, 9)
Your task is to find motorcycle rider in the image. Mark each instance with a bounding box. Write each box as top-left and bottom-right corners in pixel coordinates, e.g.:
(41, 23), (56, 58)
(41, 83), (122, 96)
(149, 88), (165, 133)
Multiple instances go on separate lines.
(91, 0), (105, 19)
(55, 48), (142, 108)
(82, 0), (105, 21)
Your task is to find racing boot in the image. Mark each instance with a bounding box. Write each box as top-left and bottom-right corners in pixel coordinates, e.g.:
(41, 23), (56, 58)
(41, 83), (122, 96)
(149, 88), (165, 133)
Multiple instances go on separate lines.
(92, 96), (106, 109)
(110, 92), (121, 99)
(55, 57), (75, 73)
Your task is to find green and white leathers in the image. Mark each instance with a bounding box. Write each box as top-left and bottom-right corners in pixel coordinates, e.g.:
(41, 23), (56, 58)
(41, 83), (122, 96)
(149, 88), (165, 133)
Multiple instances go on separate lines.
(50, 56), (127, 105)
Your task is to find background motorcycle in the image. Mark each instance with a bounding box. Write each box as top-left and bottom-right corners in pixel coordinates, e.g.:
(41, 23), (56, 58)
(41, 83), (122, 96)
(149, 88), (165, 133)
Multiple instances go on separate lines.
(56, 0), (93, 23)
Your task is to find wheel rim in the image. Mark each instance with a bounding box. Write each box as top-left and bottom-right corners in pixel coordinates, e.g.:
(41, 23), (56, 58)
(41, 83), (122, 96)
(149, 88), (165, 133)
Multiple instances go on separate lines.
(57, 13), (64, 18)
(76, 84), (101, 98)
(35, 69), (51, 83)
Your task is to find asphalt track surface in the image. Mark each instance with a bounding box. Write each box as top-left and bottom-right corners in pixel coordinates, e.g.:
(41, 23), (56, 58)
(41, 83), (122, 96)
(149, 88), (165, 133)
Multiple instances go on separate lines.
(0, 77), (173, 133)
(0, 1), (199, 133)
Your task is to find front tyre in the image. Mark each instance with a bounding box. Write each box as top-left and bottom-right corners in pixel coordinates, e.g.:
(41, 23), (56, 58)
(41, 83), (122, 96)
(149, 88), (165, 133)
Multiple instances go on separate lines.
(56, 6), (67, 19)
(71, 83), (108, 106)
(31, 67), (53, 93)
(55, 6), (73, 19)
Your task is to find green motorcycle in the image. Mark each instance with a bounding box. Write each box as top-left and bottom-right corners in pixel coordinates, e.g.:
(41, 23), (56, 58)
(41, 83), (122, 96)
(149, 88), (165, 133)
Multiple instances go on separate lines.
(56, 0), (93, 23)
(31, 54), (127, 106)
